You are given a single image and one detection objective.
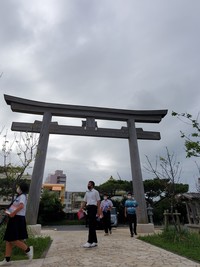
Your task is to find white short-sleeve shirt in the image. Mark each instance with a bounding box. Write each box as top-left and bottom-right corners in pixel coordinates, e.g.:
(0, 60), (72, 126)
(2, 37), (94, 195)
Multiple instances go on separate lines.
(13, 194), (27, 216)
(83, 188), (100, 206)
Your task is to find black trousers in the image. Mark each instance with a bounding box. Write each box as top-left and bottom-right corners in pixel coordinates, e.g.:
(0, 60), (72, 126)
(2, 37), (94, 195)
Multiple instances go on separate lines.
(103, 211), (111, 233)
(87, 205), (97, 243)
(127, 213), (137, 235)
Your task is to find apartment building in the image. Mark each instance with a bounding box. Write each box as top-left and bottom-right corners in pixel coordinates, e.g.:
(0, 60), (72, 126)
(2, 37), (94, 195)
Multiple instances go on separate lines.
(43, 170), (67, 207)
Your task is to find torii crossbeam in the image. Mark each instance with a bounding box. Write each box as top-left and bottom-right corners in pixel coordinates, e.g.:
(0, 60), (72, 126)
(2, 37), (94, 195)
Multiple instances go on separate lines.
(4, 94), (168, 225)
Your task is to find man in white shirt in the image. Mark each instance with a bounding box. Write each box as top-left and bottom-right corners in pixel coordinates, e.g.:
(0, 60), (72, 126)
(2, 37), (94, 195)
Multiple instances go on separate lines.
(81, 181), (101, 248)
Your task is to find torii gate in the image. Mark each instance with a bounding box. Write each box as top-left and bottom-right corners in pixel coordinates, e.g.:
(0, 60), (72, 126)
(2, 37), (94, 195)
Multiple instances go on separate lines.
(4, 94), (167, 226)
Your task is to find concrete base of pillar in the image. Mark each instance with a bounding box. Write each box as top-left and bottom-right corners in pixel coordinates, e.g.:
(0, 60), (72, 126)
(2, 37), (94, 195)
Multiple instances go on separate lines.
(137, 223), (154, 233)
(28, 224), (42, 236)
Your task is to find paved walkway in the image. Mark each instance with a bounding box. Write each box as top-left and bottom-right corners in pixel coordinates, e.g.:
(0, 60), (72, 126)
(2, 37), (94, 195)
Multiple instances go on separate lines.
(5, 226), (200, 267)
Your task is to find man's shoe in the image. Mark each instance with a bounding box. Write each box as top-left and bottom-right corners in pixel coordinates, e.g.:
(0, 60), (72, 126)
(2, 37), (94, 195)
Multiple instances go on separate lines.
(90, 242), (98, 247)
(83, 242), (92, 248)
(0, 259), (11, 266)
(26, 246), (33, 260)
(134, 232), (137, 235)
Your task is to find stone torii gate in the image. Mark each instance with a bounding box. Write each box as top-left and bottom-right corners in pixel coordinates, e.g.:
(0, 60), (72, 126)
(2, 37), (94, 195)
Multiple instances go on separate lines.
(4, 94), (167, 226)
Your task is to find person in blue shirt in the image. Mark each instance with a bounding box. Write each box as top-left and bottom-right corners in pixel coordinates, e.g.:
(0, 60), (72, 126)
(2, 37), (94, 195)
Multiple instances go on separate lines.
(124, 192), (138, 237)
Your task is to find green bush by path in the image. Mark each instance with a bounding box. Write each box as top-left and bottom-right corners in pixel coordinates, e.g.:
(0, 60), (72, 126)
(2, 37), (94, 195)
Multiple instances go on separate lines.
(139, 227), (200, 263)
(38, 189), (66, 224)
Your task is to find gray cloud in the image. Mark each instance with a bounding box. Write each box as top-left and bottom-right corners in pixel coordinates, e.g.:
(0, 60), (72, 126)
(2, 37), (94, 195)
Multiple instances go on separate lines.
(0, 0), (200, 192)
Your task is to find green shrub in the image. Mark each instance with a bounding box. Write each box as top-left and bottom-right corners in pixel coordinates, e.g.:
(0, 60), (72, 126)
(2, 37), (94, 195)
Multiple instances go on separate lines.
(38, 189), (66, 224)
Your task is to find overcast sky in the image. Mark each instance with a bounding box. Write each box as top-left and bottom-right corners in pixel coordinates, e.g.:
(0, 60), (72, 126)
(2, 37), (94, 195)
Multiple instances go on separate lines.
(0, 0), (200, 192)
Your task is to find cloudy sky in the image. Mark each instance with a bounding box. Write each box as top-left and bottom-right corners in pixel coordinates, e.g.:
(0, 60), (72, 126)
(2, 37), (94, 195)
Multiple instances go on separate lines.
(0, 0), (200, 192)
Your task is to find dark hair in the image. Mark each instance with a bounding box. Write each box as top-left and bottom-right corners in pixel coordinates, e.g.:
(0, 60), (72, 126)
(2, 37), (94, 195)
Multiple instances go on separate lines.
(19, 181), (29, 194)
(127, 192), (132, 195)
(104, 192), (109, 196)
(89, 181), (95, 187)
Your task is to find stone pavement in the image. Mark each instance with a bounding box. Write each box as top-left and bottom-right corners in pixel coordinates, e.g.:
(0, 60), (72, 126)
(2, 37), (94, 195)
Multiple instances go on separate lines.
(4, 226), (200, 267)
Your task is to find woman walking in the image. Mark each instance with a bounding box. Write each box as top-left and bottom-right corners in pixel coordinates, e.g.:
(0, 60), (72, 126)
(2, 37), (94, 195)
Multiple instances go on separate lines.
(0, 181), (33, 266)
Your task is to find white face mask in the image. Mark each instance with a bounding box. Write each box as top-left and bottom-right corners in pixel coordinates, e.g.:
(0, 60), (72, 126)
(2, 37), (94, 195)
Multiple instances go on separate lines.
(127, 195), (132, 199)
(16, 187), (22, 194)
(104, 196), (107, 200)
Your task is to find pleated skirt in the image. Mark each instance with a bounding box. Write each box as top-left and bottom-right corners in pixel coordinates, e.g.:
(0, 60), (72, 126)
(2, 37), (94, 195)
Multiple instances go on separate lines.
(3, 215), (28, 241)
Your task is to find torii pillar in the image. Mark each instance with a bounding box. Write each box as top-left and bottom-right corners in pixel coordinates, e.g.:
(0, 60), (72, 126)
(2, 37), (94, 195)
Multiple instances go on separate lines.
(128, 119), (147, 223)
(26, 112), (52, 224)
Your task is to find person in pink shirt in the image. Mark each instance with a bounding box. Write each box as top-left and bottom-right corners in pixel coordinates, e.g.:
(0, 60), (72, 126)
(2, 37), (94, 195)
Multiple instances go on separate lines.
(100, 193), (113, 235)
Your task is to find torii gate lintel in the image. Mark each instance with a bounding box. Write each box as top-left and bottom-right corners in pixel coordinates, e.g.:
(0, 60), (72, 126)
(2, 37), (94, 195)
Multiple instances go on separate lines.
(11, 120), (161, 140)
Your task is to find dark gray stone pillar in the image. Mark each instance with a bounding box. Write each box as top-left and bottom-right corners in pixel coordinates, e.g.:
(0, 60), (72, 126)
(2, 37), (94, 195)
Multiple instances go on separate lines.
(128, 119), (148, 223)
(26, 112), (52, 225)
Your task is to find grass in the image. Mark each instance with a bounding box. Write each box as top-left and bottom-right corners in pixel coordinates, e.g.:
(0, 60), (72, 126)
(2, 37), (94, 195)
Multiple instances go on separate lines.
(138, 226), (200, 263)
(0, 224), (52, 261)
